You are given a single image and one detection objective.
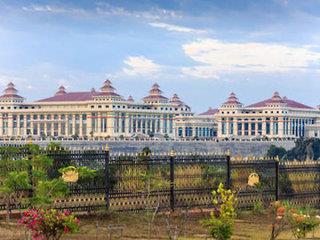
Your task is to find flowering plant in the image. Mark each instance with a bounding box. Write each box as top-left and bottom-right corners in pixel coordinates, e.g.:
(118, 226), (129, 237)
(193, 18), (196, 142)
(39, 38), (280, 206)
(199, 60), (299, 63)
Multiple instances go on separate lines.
(19, 209), (80, 240)
(270, 201), (319, 240)
(288, 209), (319, 239)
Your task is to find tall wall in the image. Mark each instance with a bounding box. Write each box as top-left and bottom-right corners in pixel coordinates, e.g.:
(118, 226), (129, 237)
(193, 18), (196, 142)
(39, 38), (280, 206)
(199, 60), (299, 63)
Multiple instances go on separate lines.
(1, 140), (295, 157)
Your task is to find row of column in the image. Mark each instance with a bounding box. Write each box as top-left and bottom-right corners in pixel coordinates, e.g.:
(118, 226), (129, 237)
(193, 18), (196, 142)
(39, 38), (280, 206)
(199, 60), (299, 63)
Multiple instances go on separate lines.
(220, 117), (285, 138)
(0, 112), (176, 137)
(219, 117), (316, 138)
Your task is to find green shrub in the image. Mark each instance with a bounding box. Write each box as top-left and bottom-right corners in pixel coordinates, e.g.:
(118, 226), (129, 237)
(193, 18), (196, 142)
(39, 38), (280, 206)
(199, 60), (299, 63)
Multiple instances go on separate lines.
(202, 183), (237, 240)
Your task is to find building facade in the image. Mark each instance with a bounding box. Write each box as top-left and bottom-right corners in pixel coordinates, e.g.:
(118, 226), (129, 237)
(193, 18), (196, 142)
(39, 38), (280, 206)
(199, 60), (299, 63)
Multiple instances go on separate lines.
(1, 80), (319, 141)
(0, 81), (215, 140)
(216, 92), (320, 140)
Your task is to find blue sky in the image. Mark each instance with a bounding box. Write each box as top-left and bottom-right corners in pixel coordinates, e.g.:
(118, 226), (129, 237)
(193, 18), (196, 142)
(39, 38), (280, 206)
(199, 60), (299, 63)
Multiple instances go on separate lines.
(0, 0), (320, 113)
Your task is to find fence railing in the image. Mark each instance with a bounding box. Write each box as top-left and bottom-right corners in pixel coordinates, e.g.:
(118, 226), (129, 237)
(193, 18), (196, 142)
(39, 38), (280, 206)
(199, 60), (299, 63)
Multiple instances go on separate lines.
(0, 147), (319, 212)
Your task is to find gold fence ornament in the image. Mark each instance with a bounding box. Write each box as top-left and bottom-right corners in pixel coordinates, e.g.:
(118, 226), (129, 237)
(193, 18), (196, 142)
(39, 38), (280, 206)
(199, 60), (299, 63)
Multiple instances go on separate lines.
(248, 172), (259, 187)
(62, 170), (79, 183)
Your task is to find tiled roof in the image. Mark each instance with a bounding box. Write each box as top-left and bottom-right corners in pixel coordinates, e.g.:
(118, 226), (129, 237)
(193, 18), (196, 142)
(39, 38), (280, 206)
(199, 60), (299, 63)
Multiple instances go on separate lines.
(37, 92), (96, 102)
(0, 94), (24, 99)
(199, 107), (219, 116)
(143, 95), (168, 100)
(247, 95), (314, 109)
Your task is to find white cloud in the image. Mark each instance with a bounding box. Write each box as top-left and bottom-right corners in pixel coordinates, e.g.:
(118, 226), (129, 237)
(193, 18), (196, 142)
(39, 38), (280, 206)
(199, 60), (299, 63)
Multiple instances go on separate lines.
(149, 22), (206, 34)
(181, 66), (220, 79)
(22, 5), (65, 13)
(122, 56), (161, 76)
(182, 39), (320, 78)
(21, 3), (181, 20)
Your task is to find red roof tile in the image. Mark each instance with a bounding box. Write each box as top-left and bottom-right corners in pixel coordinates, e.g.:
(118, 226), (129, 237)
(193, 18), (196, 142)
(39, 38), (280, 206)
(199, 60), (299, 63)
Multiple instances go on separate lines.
(37, 92), (96, 102)
(199, 107), (219, 116)
(247, 94), (314, 109)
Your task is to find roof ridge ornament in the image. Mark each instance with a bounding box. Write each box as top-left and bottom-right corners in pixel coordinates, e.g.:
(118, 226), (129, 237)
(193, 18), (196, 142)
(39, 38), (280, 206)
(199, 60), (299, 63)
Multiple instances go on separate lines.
(55, 85), (67, 96)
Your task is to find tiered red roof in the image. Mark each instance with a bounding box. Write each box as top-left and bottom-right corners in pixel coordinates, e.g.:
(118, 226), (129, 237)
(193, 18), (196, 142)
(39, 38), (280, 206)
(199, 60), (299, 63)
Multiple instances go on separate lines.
(127, 95), (134, 102)
(223, 92), (242, 105)
(0, 82), (24, 99)
(99, 79), (120, 97)
(247, 92), (314, 109)
(55, 86), (67, 96)
(199, 107), (219, 116)
(169, 94), (184, 105)
(143, 83), (168, 101)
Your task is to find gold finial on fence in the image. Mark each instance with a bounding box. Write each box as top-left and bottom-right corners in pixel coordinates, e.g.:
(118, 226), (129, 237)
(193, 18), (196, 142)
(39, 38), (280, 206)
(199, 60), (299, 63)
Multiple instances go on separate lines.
(170, 149), (176, 157)
(275, 155), (280, 162)
(105, 144), (109, 152)
(226, 149), (231, 157)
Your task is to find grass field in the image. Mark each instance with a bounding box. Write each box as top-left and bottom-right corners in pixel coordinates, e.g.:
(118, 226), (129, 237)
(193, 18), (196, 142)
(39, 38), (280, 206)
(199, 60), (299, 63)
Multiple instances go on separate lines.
(1, 210), (320, 239)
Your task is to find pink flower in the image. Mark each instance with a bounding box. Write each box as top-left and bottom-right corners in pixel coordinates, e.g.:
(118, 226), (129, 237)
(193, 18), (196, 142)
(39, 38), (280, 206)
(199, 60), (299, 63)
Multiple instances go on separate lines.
(63, 226), (70, 233)
(64, 210), (71, 216)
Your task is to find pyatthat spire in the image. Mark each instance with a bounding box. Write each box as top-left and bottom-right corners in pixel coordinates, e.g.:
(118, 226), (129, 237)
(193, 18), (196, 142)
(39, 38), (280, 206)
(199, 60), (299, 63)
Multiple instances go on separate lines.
(127, 95), (134, 102)
(271, 91), (283, 102)
(224, 92), (241, 105)
(55, 85), (67, 96)
(98, 79), (120, 97)
(0, 82), (24, 102)
(149, 83), (162, 96)
(101, 79), (116, 93)
(143, 83), (168, 103)
(170, 94), (184, 105)
(221, 92), (242, 108)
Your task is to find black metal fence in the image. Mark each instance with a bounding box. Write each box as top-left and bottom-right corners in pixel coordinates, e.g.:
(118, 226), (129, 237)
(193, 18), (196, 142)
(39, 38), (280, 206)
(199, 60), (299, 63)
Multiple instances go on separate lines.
(0, 147), (319, 212)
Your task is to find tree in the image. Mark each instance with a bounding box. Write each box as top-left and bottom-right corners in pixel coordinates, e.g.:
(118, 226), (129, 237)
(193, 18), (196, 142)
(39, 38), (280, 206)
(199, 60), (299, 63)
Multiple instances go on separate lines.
(0, 144), (68, 220)
(286, 138), (320, 161)
(0, 143), (97, 221)
(266, 145), (287, 159)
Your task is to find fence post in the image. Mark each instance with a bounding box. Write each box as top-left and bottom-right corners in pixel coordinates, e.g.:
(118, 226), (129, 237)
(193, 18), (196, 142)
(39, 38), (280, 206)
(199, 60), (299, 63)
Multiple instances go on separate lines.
(104, 144), (110, 210)
(226, 150), (231, 189)
(169, 149), (176, 211)
(275, 156), (280, 201)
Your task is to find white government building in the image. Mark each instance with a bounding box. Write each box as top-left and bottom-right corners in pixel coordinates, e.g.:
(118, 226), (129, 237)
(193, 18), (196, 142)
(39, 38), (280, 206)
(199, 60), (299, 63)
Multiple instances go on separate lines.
(216, 92), (320, 140)
(0, 80), (319, 141)
(0, 80), (215, 140)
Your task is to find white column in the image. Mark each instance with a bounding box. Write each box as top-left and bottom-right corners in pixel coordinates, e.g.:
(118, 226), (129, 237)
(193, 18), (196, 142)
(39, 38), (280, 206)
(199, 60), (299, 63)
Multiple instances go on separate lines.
(8, 113), (13, 136)
(72, 114), (76, 135)
(30, 115), (34, 136)
(79, 114), (83, 137)
(23, 114), (27, 136)
(58, 115), (62, 136)
(87, 113), (92, 137)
